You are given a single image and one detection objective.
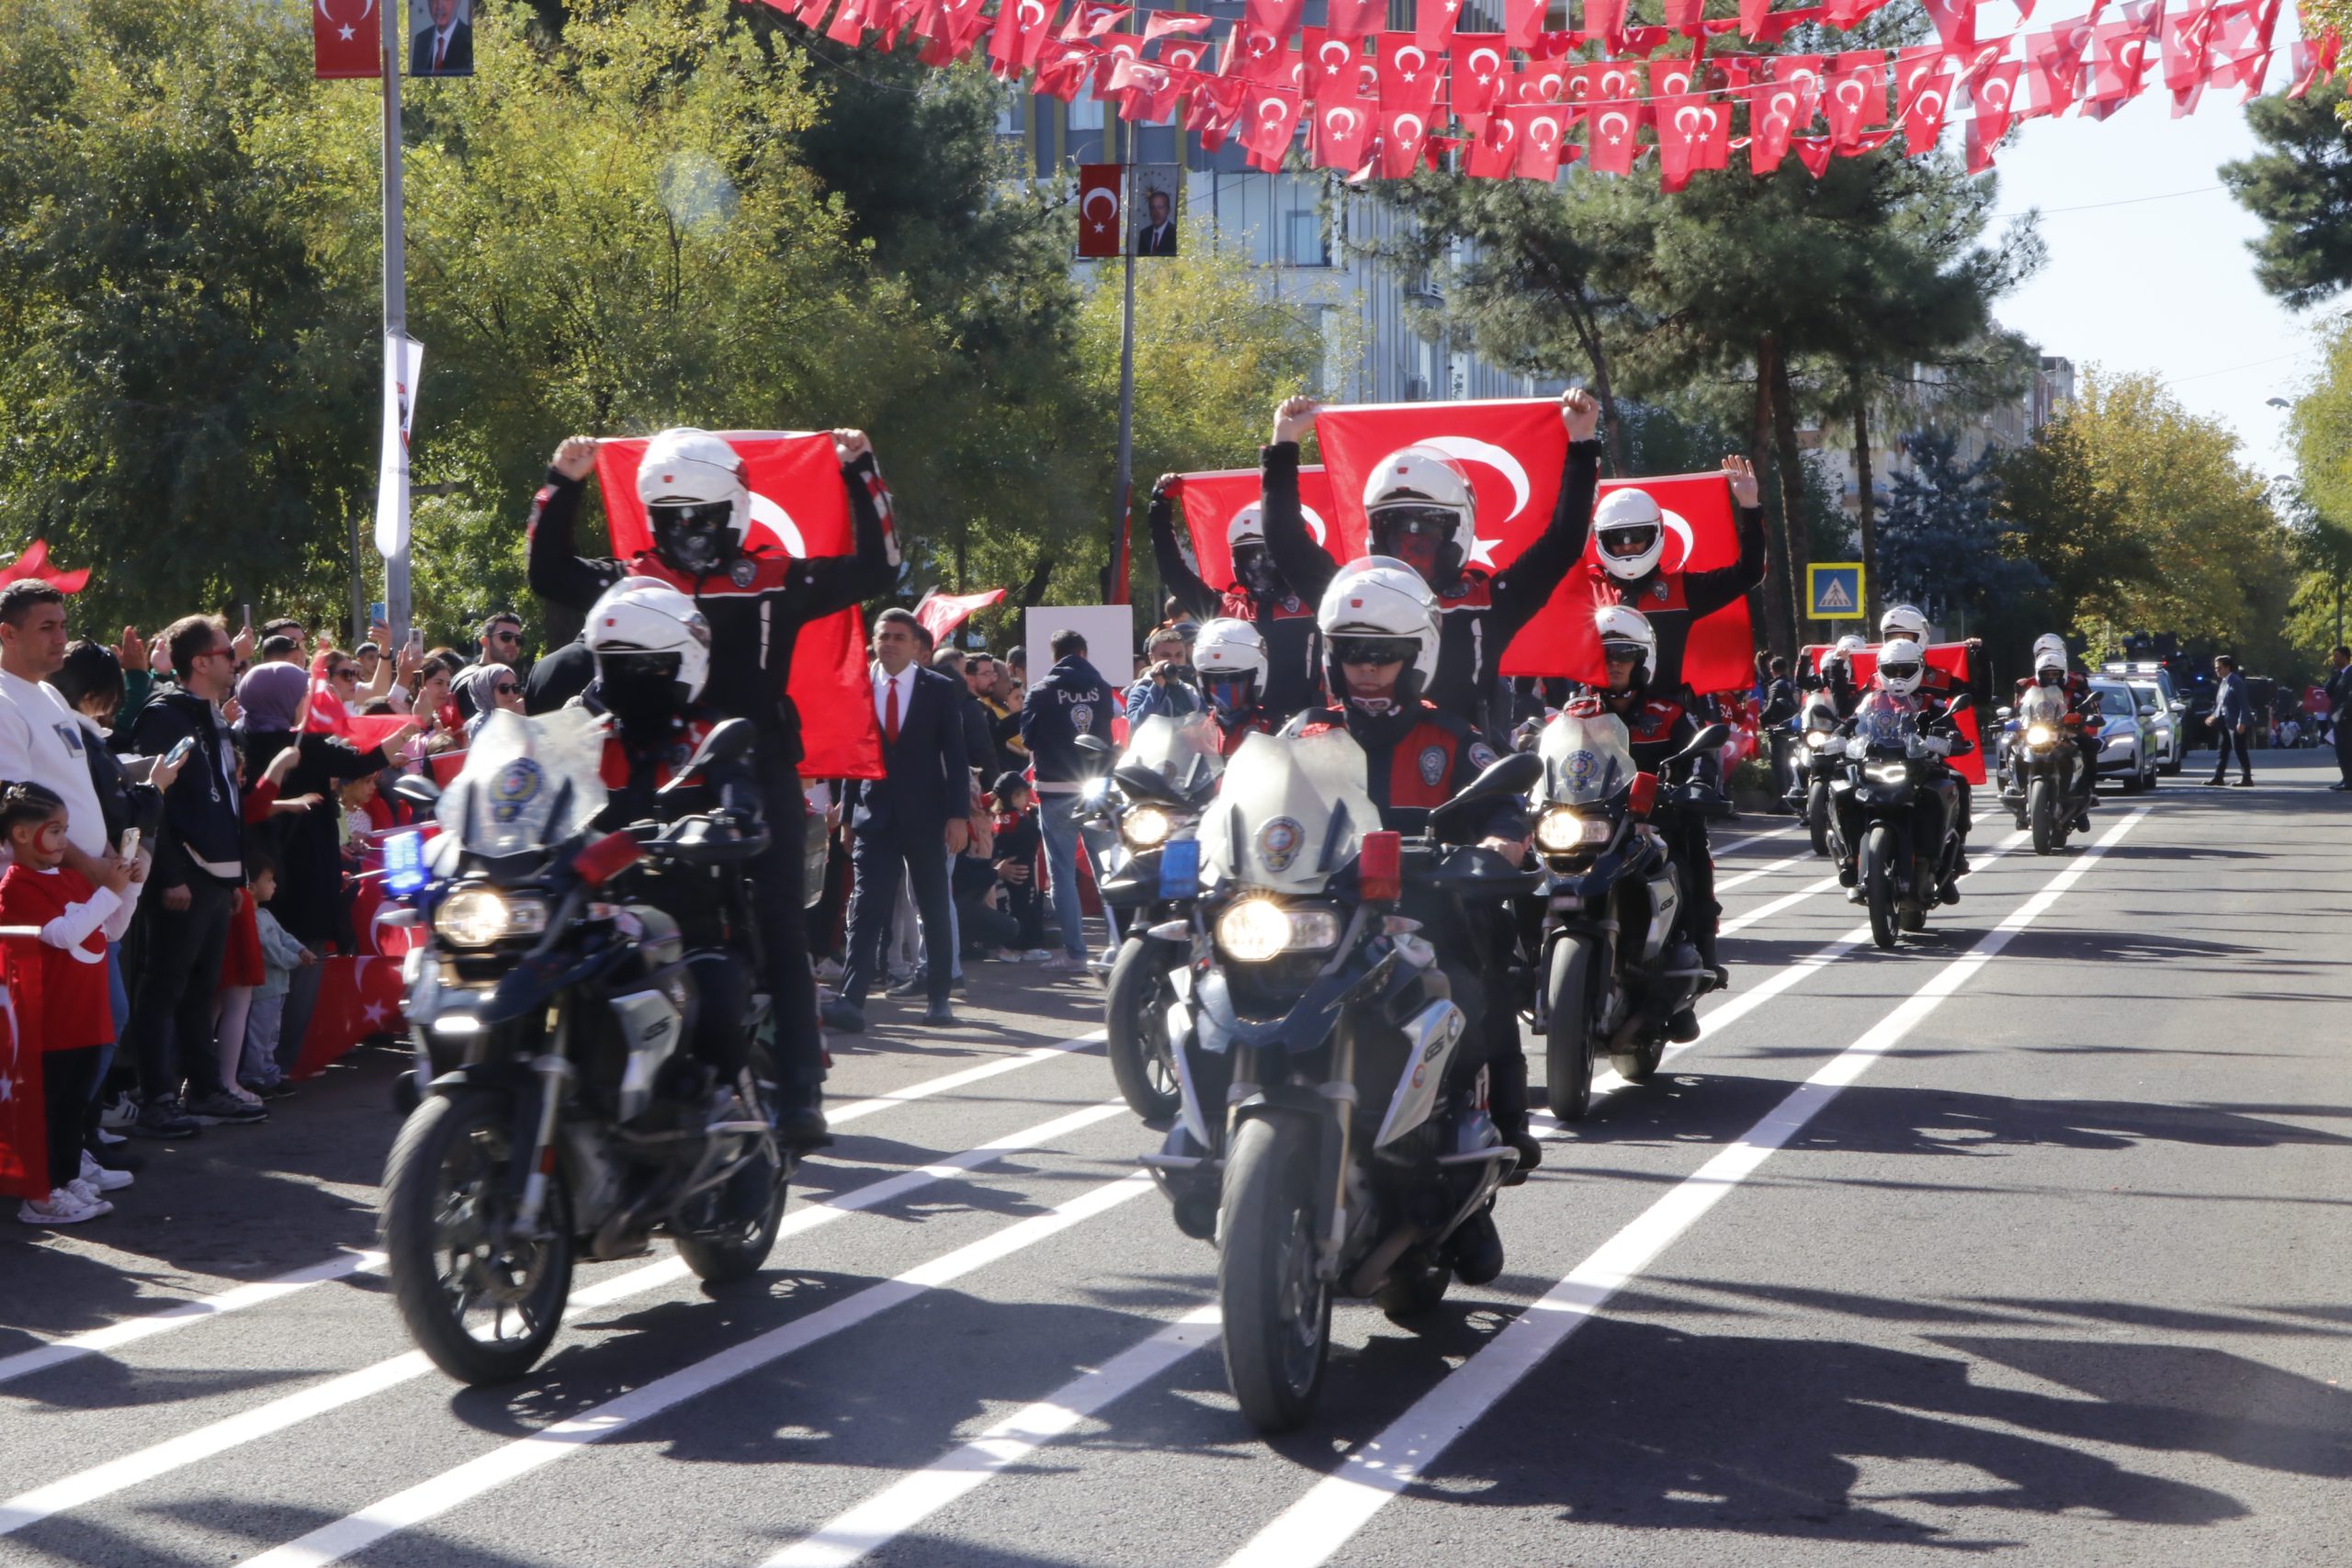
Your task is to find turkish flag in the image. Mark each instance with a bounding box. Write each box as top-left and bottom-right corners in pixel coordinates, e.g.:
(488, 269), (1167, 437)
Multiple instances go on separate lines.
(1505, 0), (1545, 49)
(987, 0), (1056, 77)
(291, 954), (408, 1080)
(0, 540), (89, 595)
(1379, 106), (1436, 176)
(1746, 77), (1807, 172)
(1664, 0), (1704, 32)
(1375, 33), (1444, 110)
(0, 952), (48, 1201)
(1792, 132), (1835, 177)
(1656, 93), (1708, 190)
(1238, 85), (1302, 166)
(314, 0), (379, 80)
(1313, 400), (1568, 588)
(1516, 105), (1577, 179)
(1586, 96), (1641, 175)
(1243, 0), (1306, 54)
(1110, 58), (1182, 121)
(1144, 9), (1213, 43)
(915, 588), (1006, 645)
(591, 433), (883, 782)
(1325, 0), (1383, 41)
(1173, 468), (1340, 592)
(917, 0), (990, 63)
(1650, 55), (1702, 96)
(1586, 0), (1627, 45)
(1184, 74), (1249, 146)
(1920, 0), (1978, 49)
(1692, 96), (1732, 171)
(1826, 51), (1887, 143)
(1312, 96), (1377, 170)
(1075, 162), (1123, 257)
(1507, 471), (1751, 689)
(1059, 1), (1129, 41)
(1971, 59), (2022, 141)
(1415, 0), (1464, 48)
(302, 651), (412, 753)
(2026, 21), (2096, 114)
(1464, 107), (1521, 177)
(1452, 36), (1511, 120)
(1033, 39), (1101, 99)
(1299, 28), (1351, 101)
(1895, 46), (1954, 154)
(1807, 642), (1987, 785)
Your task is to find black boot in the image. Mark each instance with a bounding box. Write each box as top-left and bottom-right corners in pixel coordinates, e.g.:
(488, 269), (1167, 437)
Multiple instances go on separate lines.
(1448, 1208), (1505, 1286)
(775, 1082), (831, 1148)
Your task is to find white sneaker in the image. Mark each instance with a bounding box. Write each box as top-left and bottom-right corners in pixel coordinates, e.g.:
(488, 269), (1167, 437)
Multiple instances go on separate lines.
(19, 1186), (107, 1224)
(1039, 953), (1086, 974)
(93, 1127), (127, 1146)
(98, 1092), (138, 1131)
(79, 1150), (134, 1192)
(1020, 949), (1056, 964)
(65, 1178), (117, 1213)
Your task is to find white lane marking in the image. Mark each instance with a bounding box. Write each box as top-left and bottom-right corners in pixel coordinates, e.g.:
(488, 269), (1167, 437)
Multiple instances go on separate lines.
(763, 1305), (1226, 1568)
(1714, 852), (1806, 892)
(1713, 821), (1798, 856)
(0, 1101), (1127, 1538)
(1218, 807), (2150, 1568)
(235, 1173), (1159, 1568)
(0, 1034), (1103, 1392)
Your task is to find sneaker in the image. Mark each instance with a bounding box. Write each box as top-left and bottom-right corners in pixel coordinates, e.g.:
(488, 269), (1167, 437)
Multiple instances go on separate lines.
(98, 1091), (139, 1132)
(130, 1097), (199, 1140)
(886, 968), (931, 998)
(92, 1126), (127, 1147)
(813, 957), (844, 984)
(66, 1178), (116, 1213)
(1039, 953), (1087, 974)
(78, 1150), (134, 1192)
(1020, 950), (1057, 964)
(254, 1080), (298, 1101)
(83, 1138), (140, 1173)
(186, 1091), (267, 1125)
(989, 948), (1024, 964)
(19, 1187), (107, 1225)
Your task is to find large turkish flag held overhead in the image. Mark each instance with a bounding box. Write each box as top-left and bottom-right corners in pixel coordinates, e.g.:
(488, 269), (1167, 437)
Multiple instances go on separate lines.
(1507, 470), (1755, 692)
(1806, 640), (1988, 784)
(1171, 467), (1339, 593)
(1313, 398), (1569, 577)
(592, 433), (883, 780)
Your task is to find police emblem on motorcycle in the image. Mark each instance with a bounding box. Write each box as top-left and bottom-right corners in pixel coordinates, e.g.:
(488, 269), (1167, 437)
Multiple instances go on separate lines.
(1566, 749), (1600, 789)
(1071, 704), (1093, 735)
(1418, 745), (1448, 786)
(490, 759), (544, 824)
(1257, 816), (1305, 873)
(729, 558), (757, 587)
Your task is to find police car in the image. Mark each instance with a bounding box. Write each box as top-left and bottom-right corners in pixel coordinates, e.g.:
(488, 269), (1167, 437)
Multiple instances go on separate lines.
(2087, 677), (2159, 793)
(2100, 660), (2188, 775)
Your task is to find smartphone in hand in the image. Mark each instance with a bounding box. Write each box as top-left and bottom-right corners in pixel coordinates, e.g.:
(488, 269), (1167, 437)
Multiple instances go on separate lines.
(164, 735), (197, 771)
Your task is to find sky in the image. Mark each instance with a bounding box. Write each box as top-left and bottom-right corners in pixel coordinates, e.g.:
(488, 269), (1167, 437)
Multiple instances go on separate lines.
(1977, 8), (2323, 480)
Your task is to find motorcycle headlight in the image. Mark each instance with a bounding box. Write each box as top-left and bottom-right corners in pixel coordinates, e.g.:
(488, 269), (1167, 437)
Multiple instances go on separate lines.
(432, 887), (548, 948)
(1123, 806), (1178, 850)
(1865, 762), (1910, 785)
(1215, 897), (1340, 962)
(1804, 729), (1830, 750)
(1534, 806), (1612, 854)
(2026, 724), (2055, 747)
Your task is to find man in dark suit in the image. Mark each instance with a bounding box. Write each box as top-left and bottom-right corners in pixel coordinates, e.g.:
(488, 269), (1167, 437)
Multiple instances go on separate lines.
(410, 0), (473, 76)
(2324, 645), (2352, 790)
(2206, 653), (2254, 786)
(823, 608), (970, 1030)
(1134, 188), (1178, 256)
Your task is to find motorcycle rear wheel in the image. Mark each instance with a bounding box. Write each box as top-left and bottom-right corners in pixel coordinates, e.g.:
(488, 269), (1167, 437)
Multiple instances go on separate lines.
(1862, 825), (1899, 950)
(1218, 1116), (1331, 1434)
(1544, 938), (1598, 1121)
(381, 1090), (573, 1385)
(2029, 778), (2055, 856)
(1105, 936), (1182, 1123)
(675, 1040), (792, 1285)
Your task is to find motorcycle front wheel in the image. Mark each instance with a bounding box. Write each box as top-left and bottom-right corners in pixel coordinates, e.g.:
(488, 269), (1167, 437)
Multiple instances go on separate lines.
(380, 1090), (574, 1385)
(2029, 777), (2056, 856)
(1806, 780), (1831, 858)
(1544, 937), (1598, 1122)
(1218, 1116), (1332, 1434)
(1862, 824), (1899, 950)
(1105, 936), (1182, 1123)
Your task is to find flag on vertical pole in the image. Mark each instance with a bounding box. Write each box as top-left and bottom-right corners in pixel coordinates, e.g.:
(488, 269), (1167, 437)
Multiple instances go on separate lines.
(1077, 164), (1124, 257)
(314, 0), (381, 78)
(373, 333), (424, 561)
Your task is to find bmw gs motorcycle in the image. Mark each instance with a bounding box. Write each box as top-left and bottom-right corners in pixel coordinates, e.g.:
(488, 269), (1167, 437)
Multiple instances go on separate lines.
(377, 711), (794, 1384)
(1082, 715), (1227, 1122)
(1783, 687), (1844, 858)
(1833, 693), (1974, 950)
(1998, 683), (2094, 855)
(1530, 708), (1731, 1121)
(1142, 728), (1544, 1432)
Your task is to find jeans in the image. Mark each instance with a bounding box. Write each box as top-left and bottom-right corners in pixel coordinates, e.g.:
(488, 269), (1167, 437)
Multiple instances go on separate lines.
(241, 991), (288, 1088)
(1039, 792), (1089, 960)
(128, 879), (235, 1104)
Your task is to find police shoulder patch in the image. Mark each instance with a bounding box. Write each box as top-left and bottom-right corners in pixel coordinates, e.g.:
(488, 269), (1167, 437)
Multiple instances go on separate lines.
(1466, 740), (1499, 772)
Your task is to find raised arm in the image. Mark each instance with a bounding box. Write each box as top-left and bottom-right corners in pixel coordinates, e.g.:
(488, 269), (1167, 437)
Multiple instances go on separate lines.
(1148, 476), (1219, 621)
(792, 432), (902, 619)
(1261, 398), (1338, 604)
(1683, 457), (1768, 622)
(526, 436), (624, 613)
(1489, 389), (1604, 643)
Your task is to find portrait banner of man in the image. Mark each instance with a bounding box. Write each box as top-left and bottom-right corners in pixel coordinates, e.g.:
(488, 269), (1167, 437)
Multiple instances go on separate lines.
(1130, 164), (1181, 257)
(409, 0), (474, 77)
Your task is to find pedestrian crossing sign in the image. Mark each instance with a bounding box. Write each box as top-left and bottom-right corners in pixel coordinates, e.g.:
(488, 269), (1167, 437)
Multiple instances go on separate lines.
(1809, 563), (1865, 619)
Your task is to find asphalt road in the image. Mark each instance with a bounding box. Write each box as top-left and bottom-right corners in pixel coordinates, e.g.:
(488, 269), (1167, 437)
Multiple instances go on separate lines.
(4, 750), (2346, 1568)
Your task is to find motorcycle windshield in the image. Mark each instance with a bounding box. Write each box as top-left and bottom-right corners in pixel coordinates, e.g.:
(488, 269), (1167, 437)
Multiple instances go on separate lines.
(1537, 709), (1636, 806)
(1121, 713), (1226, 798)
(434, 708), (609, 862)
(2018, 685), (2068, 724)
(1200, 728), (1381, 894)
(1853, 692), (1921, 753)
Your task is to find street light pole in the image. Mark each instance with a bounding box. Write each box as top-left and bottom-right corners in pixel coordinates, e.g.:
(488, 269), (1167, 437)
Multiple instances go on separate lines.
(379, 0), (412, 648)
(1111, 119), (1136, 606)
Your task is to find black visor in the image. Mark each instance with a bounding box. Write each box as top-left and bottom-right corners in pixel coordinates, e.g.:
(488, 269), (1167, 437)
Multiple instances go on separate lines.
(1370, 505), (1457, 540)
(650, 503), (733, 571)
(1880, 661), (1923, 683)
(596, 650), (684, 718)
(1600, 524), (1660, 558)
(1331, 636), (1414, 668)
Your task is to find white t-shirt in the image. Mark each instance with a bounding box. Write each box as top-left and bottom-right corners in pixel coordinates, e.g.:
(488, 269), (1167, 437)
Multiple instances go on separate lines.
(0, 669), (111, 859)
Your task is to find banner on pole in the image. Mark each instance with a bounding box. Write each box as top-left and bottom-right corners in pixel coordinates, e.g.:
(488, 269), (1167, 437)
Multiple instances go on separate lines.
(1076, 164), (1123, 258)
(406, 0), (475, 76)
(1130, 164), (1182, 255)
(314, 0), (382, 78)
(373, 333), (423, 561)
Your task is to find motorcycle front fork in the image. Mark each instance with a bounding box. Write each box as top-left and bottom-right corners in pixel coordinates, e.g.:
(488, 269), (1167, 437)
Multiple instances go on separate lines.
(514, 1007), (574, 1234)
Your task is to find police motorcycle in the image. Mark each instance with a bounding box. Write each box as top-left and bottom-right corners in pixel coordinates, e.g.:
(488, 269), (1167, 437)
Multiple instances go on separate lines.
(1530, 706), (1732, 1121)
(1832, 683), (1976, 950)
(376, 709), (792, 1384)
(1078, 713), (1227, 1122)
(1999, 685), (2096, 855)
(1140, 726), (1544, 1432)
(1785, 683), (1848, 859)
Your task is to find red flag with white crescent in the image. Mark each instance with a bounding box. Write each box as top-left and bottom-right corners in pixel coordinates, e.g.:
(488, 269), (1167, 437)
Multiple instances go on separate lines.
(591, 433), (884, 781)
(0, 948), (48, 1201)
(1172, 467), (1340, 592)
(915, 588), (1007, 644)
(1312, 399), (1568, 578)
(313, 0), (380, 79)
(1076, 163), (1123, 258)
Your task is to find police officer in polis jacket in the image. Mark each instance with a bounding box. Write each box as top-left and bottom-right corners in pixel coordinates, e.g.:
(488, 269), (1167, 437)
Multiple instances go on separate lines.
(1020, 628), (1114, 972)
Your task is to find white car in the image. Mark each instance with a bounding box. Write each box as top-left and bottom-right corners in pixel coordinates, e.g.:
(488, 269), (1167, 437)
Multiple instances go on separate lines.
(2101, 661), (2188, 774)
(2088, 678), (2158, 793)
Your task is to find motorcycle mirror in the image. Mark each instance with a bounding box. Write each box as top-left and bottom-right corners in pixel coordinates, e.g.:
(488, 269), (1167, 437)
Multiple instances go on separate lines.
(659, 718), (753, 797)
(1112, 762), (1182, 804)
(1680, 723), (1732, 758)
(1945, 693), (1973, 716)
(390, 774), (442, 810)
(1996, 705), (2013, 721)
(1424, 750), (1543, 843)
(1074, 733), (1115, 757)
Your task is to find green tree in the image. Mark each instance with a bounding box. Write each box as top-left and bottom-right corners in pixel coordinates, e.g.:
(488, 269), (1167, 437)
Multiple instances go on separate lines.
(2221, 77), (2352, 310)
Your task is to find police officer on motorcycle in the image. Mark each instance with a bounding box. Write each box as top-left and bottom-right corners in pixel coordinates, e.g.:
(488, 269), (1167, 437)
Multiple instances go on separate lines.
(1829, 605), (1988, 886)
(578, 578), (771, 1126)
(1582, 605), (1727, 1039)
(1835, 636), (1972, 903)
(1149, 488), (1320, 723)
(1191, 617), (1277, 754)
(1284, 559), (1541, 1204)
(2015, 632), (2102, 832)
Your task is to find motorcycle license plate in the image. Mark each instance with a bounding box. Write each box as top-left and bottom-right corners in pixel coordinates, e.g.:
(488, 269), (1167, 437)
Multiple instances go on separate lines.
(1159, 838), (1200, 900)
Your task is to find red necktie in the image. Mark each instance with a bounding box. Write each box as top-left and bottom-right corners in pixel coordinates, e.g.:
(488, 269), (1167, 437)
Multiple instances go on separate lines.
(433, 34), (447, 70)
(885, 675), (900, 743)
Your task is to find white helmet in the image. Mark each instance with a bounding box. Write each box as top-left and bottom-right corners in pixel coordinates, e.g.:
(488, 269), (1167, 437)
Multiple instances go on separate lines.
(1595, 604), (1658, 690)
(1317, 556), (1439, 707)
(1226, 502), (1266, 550)
(1363, 446), (1476, 586)
(1880, 603), (1928, 642)
(587, 576), (713, 718)
(637, 428), (750, 574)
(1593, 488), (1666, 581)
(1877, 636), (1928, 697)
(1830, 633), (1868, 663)
(1193, 617), (1267, 720)
(2031, 633), (2068, 683)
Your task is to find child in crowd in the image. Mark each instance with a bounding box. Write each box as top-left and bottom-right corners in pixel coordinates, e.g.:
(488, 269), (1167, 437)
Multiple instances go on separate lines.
(214, 861), (264, 1111)
(989, 773), (1051, 961)
(240, 852), (312, 1100)
(1, 783), (138, 1225)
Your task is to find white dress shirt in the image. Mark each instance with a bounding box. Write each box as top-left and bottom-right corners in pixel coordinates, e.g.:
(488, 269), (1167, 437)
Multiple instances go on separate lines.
(872, 662), (914, 735)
